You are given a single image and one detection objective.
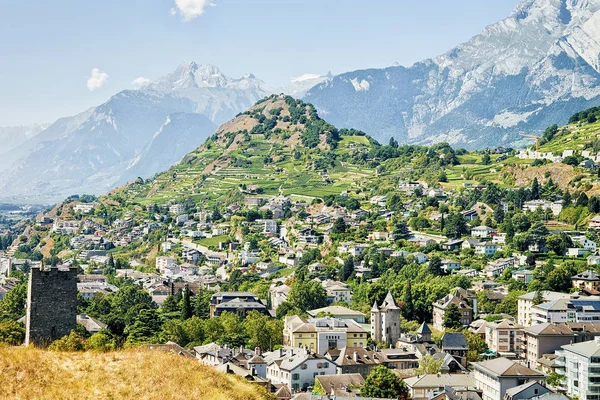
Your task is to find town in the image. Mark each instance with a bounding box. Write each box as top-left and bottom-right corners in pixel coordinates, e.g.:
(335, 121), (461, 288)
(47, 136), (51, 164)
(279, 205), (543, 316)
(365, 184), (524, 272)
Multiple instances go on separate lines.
(4, 99), (600, 400)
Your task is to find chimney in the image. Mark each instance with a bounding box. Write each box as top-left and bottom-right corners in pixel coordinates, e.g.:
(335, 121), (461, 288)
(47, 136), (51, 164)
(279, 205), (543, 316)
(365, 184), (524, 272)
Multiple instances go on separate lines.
(353, 351), (359, 363)
(255, 347), (261, 356)
(251, 366), (256, 376)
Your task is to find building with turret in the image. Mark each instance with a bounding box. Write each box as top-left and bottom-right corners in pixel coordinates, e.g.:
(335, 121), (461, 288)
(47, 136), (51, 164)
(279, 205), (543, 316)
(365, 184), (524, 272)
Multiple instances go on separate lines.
(371, 291), (401, 346)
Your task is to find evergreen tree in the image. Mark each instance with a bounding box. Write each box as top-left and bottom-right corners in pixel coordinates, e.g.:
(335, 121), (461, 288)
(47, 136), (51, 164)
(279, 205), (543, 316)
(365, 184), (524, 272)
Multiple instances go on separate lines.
(562, 190), (572, 208)
(181, 285), (192, 320)
(332, 217), (347, 234)
(531, 178), (540, 200)
(402, 282), (414, 321)
(577, 192), (589, 207)
(339, 256), (355, 281)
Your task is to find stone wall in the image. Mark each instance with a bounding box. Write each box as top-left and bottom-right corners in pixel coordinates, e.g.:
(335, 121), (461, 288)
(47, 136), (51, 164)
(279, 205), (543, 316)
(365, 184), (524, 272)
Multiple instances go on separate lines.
(25, 266), (78, 347)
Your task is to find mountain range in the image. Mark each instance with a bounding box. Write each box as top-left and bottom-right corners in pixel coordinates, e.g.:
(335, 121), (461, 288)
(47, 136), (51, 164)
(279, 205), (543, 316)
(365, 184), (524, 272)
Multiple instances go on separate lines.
(5, 0), (600, 202)
(305, 0), (600, 148)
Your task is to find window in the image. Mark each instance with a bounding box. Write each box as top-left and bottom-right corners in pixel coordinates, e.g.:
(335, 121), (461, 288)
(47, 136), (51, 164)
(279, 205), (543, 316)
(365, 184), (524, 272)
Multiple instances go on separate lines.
(323, 363), (329, 368)
(301, 364), (307, 370)
(292, 374), (299, 380)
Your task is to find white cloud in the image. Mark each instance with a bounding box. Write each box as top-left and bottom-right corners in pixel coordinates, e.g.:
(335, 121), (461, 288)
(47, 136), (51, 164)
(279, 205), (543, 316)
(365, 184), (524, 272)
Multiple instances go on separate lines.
(87, 68), (109, 91)
(173, 0), (215, 21)
(132, 77), (151, 87)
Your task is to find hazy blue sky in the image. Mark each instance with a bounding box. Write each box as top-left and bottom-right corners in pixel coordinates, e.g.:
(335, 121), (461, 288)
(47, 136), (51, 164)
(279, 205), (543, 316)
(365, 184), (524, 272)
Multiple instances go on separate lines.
(0, 0), (518, 126)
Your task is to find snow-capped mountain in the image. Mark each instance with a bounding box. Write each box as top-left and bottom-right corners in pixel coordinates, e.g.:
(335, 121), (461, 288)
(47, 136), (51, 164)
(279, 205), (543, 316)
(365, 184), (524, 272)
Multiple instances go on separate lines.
(145, 62), (273, 124)
(282, 72), (333, 97)
(0, 63), (264, 203)
(305, 0), (600, 148)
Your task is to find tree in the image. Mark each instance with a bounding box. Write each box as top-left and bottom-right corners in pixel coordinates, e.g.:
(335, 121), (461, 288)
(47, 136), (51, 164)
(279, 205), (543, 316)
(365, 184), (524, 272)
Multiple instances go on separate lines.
(444, 213), (469, 238)
(360, 365), (409, 400)
(443, 303), (463, 329)
(494, 290), (526, 316)
(339, 256), (355, 281)
(288, 281), (328, 311)
(546, 266), (573, 292)
(0, 320), (25, 345)
(428, 256), (444, 276)
(181, 285), (192, 320)
(532, 290), (544, 306)
(85, 331), (117, 352)
(576, 192), (589, 207)
(531, 178), (540, 200)
(547, 371), (565, 387)
(49, 331), (85, 352)
(402, 282), (414, 321)
(415, 355), (443, 375)
(482, 153), (491, 165)
(563, 191), (572, 208)
(244, 310), (283, 351)
(332, 217), (347, 234)
(466, 330), (488, 363)
(124, 309), (163, 346)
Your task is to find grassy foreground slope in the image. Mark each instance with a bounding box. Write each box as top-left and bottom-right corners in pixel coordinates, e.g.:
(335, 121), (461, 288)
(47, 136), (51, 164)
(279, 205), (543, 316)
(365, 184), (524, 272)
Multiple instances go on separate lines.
(1, 347), (271, 400)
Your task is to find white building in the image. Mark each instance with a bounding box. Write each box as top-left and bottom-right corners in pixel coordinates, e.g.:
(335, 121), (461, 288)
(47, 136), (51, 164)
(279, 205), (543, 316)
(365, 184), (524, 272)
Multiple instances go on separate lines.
(471, 358), (545, 400)
(156, 256), (177, 273)
(169, 204), (185, 215)
(517, 291), (572, 326)
(265, 348), (337, 392)
(522, 200), (563, 216)
(471, 226), (496, 238)
(562, 338), (600, 400)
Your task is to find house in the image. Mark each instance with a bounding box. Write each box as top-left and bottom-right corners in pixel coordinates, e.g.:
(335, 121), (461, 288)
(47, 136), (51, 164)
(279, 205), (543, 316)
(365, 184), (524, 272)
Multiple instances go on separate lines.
(405, 374), (476, 400)
(73, 202), (97, 214)
(265, 347), (337, 393)
(432, 293), (473, 331)
(504, 382), (551, 400)
(367, 231), (390, 241)
(443, 240), (464, 251)
(512, 269), (535, 284)
(572, 270), (600, 292)
(471, 358), (545, 400)
(209, 292), (269, 318)
(156, 256), (178, 273)
(441, 332), (468, 367)
(517, 291), (572, 326)
(475, 242), (499, 257)
(472, 226), (496, 238)
(562, 337), (600, 400)
(589, 215), (600, 230)
(77, 314), (107, 333)
(399, 181), (423, 193)
(567, 247), (588, 257)
(370, 195), (388, 207)
(522, 200), (562, 217)
(283, 316), (368, 355)
(486, 258), (516, 279)
(321, 280), (352, 305)
(411, 252), (429, 264)
(307, 305), (366, 323)
(573, 236), (597, 253)
(441, 260), (461, 273)
(314, 374), (364, 398)
(588, 255), (600, 266)
(169, 204), (185, 214)
(330, 347), (384, 378)
(371, 292), (401, 346)
(462, 209), (479, 221)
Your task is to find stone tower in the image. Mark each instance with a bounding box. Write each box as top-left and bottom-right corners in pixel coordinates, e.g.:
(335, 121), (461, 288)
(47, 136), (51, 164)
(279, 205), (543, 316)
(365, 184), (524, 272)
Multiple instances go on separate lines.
(25, 265), (78, 347)
(370, 291), (401, 346)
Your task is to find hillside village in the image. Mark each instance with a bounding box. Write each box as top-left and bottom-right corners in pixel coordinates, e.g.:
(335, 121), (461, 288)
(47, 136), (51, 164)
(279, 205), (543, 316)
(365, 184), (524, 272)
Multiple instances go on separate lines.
(7, 98), (600, 399)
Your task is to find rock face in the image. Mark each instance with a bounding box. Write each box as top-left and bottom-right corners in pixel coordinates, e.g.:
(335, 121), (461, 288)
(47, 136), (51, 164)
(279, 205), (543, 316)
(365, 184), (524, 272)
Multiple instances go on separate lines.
(305, 0), (600, 149)
(0, 63), (267, 203)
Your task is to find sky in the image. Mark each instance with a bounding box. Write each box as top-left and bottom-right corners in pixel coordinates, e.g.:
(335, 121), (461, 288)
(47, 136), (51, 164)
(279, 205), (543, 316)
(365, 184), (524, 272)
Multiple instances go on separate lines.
(0, 0), (518, 126)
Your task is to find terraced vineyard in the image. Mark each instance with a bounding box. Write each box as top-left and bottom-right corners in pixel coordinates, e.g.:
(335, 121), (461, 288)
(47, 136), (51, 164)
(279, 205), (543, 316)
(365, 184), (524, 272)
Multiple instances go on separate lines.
(112, 95), (377, 206)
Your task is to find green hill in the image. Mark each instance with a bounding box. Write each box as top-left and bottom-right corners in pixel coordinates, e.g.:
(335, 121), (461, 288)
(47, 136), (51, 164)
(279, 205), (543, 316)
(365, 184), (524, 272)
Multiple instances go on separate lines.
(114, 95), (380, 206)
